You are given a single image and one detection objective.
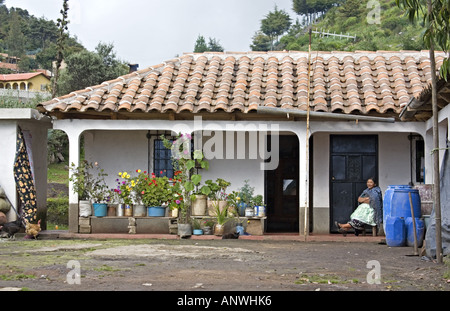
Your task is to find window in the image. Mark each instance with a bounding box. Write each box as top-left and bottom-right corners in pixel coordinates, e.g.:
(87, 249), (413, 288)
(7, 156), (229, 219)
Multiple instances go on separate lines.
(415, 140), (425, 183)
(154, 139), (174, 178)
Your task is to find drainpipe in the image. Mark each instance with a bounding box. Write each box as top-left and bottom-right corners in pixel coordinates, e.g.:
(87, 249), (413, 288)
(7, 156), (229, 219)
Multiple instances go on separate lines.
(257, 107), (396, 123)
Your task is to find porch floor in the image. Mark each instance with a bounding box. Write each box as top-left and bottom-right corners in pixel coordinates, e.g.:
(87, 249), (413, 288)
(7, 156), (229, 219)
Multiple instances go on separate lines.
(28, 230), (386, 243)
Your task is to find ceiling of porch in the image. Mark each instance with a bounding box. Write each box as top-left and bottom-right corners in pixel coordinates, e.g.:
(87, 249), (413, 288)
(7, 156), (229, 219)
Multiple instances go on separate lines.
(37, 50), (447, 121)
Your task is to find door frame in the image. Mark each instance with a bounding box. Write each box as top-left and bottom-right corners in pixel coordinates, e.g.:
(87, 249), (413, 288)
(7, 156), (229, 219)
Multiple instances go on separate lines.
(264, 134), (300, 233)
(329, 134), (379, 233)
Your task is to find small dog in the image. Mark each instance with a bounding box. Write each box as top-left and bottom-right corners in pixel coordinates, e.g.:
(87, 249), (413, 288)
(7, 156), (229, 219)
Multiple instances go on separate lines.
(222, 232), (240, 239)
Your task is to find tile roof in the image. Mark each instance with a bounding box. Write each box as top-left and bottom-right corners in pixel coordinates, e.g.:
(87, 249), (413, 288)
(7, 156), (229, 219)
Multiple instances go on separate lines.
(0, 62), (19, 72)
(37, 51), (446, 118)
(0, 72), (46, 82)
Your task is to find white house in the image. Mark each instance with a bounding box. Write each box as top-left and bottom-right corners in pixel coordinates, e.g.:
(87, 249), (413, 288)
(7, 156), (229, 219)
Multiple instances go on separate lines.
(26, 50), (449, 235)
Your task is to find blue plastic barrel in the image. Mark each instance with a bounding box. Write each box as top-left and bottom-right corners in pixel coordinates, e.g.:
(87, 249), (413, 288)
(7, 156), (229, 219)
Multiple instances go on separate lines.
(391, 189), (421, 218)
(383, 185), (421, 231)
(405, 217), (425, 248)
(383, 185), (411, 229)
(385, 216), (406, 247)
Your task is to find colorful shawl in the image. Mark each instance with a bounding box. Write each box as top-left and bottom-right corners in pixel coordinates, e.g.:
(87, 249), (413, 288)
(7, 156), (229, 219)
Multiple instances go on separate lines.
(14, 128), (37, 223)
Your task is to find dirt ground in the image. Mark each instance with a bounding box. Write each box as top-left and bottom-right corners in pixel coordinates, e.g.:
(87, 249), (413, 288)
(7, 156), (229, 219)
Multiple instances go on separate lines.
(0, 238), (449, 292)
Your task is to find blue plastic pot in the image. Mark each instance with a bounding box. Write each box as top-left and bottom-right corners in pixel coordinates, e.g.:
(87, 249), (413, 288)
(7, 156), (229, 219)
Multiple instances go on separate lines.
(236, 225), (245, 235)
(147, 206), (166, 217)
(93, 203), (108, 217)
(193, 229), (203, 235)
(238, 203), (247, 217)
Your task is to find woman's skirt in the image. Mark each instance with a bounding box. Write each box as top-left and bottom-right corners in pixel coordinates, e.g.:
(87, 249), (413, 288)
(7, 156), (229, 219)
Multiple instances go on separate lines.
(348, 203), (376, 230)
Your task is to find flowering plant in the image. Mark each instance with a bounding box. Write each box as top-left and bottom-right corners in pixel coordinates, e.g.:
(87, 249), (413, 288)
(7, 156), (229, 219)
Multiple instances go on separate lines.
(205, 178), (230, 200)
(114, 171), (134, 205)
(140, 172), (172, 207)
(69, 160), (110, 202)
(161, 133), (210, 224)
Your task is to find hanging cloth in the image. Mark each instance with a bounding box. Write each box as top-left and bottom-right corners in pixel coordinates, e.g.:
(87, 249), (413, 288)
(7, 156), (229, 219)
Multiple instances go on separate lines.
(13, 127), (37, 223)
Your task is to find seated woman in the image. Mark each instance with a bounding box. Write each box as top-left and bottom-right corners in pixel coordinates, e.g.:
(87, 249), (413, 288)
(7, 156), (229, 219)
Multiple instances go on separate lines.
(335, 178), (383, 236)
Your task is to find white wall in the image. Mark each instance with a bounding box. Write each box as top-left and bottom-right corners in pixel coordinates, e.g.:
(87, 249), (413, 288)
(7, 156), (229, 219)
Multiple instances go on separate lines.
(0, 121), (18, 222)
(311, 131), (414, 233)
(83, 130), (148, 190)
(83, 130), (266, 198)
(0, 110), (50, 223)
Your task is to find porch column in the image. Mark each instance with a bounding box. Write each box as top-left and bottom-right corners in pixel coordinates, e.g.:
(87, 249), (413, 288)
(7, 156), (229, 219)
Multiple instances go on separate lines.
(54, 124), (83, 233)
(296, 128), (309, 236)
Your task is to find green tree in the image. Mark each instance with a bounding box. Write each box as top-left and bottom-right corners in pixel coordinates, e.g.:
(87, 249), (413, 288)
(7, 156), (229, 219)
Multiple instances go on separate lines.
(5, 11), (25, 57)
(194, 35), (224, 52)
(95, 42), (128, 81)
(396, 0), (450, 264)
(207, 37), (224, 52)
(250, 31), (272, 51)
(57, 43), (128, 96)
(338, 0), (363, 18)
(260, 5), (292, 50)
(194, 35), (208, 53)
(293, 0), (341, 24)
(396, 0), (449, 78)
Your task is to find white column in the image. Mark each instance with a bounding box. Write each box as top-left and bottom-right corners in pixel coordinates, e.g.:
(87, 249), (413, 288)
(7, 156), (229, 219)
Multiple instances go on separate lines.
(294, 127), (308, 236)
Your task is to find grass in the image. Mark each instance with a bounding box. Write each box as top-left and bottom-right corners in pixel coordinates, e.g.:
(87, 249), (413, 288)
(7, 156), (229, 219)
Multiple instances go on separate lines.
(47, 162), (70, 229)
(294, 273), (359, 285)
(444, 256), (450, 280)
(0, 273), (36, 281)
(47, 162), (69, 185)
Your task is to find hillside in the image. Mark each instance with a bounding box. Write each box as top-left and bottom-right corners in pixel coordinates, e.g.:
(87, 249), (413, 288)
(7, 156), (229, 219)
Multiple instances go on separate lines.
(0, 4), (84, 72)
(279, 0), (427, 52)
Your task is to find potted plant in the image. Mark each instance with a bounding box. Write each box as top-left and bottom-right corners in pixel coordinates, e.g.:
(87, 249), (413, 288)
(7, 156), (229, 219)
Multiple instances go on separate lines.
(114, 171), (135, 216)
(69, 161), (110, 217)
(141, 172), (171, 217)
(227, 191), (245, 235)
(206, 178), (230, 216)
(191, 183), (212, 216)
(213, 201), (231, 236)
(202, 219), (215, 235)
(131, 169), (148, 217)
(161, 133), (209, 236)
(227, 190), (241, 217)
(252, 194), (266, 217)
(191, 218), (203, 235)
(237, 180), (254, 216)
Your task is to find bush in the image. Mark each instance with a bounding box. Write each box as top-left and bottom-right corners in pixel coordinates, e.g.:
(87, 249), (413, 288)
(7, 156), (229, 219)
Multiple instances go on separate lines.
(47, 195), (69, 226)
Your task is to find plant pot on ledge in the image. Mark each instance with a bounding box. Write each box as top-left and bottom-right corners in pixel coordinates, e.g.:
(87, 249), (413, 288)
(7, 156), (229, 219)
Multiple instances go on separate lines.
(147, 206), (166, 217)
(214, 224), (225, 236)
(192, 195), (207, 216)
(79, 200), (92, 217)
(93, 203), (107, 217)
(178, 223), (192, 238)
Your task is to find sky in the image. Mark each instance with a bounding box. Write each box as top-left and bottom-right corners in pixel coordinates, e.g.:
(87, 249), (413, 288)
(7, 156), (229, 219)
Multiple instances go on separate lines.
(6, 0), (298, 69)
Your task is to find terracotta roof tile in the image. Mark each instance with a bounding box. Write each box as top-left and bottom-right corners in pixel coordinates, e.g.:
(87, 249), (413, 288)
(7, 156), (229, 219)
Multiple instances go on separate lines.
(38, 51), (447, 117)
